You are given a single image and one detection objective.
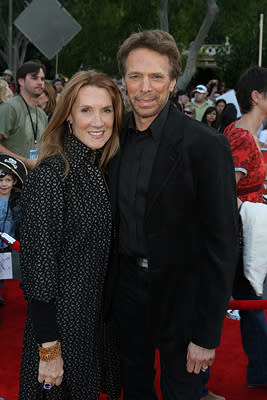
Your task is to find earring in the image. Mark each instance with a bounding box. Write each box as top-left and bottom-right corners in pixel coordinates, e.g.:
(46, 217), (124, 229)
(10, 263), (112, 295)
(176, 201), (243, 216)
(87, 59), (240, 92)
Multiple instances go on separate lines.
(67, 120), (73, 135)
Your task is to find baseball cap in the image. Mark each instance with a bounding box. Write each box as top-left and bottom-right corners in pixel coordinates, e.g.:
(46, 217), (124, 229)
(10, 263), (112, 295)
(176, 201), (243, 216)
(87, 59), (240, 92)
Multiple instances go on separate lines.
(193, 84), (207, 94)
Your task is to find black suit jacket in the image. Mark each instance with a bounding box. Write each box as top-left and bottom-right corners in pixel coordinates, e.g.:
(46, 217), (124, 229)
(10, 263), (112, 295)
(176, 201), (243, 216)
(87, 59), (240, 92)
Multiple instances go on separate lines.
(106, 103), (238, 353)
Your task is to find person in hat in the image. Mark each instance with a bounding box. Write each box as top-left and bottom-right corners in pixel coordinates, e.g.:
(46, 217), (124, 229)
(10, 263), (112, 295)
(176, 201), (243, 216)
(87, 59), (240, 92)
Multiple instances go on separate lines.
(0, 154), (27, 307)
(2, 69), (15, 93)
(187, 84), (213, 121)
(2, 69), (13, 83)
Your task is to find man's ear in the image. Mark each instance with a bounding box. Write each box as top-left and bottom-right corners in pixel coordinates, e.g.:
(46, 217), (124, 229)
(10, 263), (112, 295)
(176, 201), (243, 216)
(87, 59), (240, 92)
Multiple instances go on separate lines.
(18, 78), (24, 88)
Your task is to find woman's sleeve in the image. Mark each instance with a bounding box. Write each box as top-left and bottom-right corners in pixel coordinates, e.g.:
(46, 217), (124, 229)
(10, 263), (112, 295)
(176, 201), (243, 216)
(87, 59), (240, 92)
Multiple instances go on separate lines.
(20, 163), (64, 303)
(228, 132), (254, 176)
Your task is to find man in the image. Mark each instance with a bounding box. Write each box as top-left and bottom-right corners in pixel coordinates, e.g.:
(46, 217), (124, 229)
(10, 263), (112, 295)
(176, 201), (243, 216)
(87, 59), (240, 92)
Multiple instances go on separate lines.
(187, 84), (213, 121)
(0, 61), (47, 170)
(107, 30), (238, 400)
(52, 77), (64, 101)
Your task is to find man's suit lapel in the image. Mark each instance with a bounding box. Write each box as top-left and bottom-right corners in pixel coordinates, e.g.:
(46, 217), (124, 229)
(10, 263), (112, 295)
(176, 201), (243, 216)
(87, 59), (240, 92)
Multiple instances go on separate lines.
(145, 107), (185, 216)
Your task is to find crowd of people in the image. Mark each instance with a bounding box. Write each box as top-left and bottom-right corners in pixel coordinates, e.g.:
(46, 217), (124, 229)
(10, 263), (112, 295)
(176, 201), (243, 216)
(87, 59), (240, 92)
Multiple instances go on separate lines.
(0, 29), (266, 400)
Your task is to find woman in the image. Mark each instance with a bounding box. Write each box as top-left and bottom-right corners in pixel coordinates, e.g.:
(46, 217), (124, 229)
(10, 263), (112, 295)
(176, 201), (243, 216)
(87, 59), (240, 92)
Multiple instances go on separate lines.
(201, 106), (218, 128)
(0, 78), (13, 103)
(215, 98), (226, 115)
(217, 103), (237, 133)
(37, 80), (57, 120)
(183, 104), (196, 119)
(224, 65), (267, 389)
(19, 70), (124, 400)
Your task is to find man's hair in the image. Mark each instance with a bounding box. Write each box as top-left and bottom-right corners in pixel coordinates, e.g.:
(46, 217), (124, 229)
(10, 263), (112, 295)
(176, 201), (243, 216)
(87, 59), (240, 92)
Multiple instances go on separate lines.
(117, 29), (181, 81)
(16, 60), (46, 91)
(236, 65), (267, 114)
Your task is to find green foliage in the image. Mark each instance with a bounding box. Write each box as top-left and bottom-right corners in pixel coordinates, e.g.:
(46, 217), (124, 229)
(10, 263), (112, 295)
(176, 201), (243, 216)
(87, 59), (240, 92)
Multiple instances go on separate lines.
(0, 0), (266, 87)
(210, 0), (267, 88)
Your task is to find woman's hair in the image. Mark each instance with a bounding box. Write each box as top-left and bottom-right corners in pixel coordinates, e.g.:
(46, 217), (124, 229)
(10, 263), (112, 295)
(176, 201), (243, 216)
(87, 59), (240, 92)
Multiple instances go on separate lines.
(43, 80), (57, 115)
(218, 103), (237, 133)
(215, 99), (226, 108)
(236, 65), (267, 114)
(117, 29), (181, 81)
(201, 106), (217, 126)
(0, 79), (13, 103)
(37, 70), (124, 176)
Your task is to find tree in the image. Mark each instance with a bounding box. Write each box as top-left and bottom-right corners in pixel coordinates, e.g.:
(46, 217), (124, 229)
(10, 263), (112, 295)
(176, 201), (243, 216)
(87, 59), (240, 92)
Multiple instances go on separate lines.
(0, 1), (29, 75)
(158, 0), (169, 32)
(176, 0), (219, 88)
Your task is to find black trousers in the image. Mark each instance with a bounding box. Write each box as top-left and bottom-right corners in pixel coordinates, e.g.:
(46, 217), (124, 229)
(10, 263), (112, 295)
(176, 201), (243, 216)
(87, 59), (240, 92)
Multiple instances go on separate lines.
(112, 256), (202, 400)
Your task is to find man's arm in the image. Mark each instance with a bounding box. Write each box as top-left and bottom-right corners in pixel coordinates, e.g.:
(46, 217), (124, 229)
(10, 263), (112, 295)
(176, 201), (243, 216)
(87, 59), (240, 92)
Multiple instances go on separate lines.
(191, 133), (238, 347)
(0, 134), (37, 170)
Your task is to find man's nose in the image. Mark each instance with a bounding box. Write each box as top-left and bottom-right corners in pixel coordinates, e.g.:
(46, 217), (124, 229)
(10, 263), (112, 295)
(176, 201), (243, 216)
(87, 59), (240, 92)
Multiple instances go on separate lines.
(140, 76), (152, 92)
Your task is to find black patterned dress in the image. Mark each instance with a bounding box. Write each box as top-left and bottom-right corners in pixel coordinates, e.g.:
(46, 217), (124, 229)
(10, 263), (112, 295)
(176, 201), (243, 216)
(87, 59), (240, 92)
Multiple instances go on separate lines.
(19, 133), (120, 400)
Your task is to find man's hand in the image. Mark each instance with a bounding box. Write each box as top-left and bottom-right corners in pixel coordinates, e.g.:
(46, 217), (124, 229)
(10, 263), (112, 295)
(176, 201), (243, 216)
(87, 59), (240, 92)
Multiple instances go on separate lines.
(186, 341), (215, 374)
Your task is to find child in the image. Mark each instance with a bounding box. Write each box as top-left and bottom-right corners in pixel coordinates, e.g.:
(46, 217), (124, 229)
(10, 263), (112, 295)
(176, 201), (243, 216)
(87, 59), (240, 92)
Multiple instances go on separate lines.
(0, 155), (27, 306)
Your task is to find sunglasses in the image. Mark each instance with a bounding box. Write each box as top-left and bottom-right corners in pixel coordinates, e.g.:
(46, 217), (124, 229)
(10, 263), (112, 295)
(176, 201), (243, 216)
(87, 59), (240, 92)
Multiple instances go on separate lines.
(184, 110), (193, 115)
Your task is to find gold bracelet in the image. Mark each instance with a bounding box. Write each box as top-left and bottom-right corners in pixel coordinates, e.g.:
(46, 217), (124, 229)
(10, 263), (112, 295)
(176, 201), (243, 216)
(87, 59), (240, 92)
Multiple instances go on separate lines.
(38, 341), (61, 362)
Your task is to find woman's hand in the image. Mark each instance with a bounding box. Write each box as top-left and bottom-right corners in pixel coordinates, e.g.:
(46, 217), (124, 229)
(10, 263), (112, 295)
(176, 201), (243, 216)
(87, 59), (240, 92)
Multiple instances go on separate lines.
(38, 355), (64, 386)
(38, 341), (64, 387)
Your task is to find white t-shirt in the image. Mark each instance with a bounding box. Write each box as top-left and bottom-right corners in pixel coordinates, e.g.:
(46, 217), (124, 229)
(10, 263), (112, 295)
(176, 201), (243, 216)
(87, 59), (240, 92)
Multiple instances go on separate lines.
(258, 129), (267, 145)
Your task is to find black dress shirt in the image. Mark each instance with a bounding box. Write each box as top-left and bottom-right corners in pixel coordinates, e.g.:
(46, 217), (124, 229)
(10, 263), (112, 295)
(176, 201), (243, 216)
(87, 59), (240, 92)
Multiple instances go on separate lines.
(119, 101), (170, 257)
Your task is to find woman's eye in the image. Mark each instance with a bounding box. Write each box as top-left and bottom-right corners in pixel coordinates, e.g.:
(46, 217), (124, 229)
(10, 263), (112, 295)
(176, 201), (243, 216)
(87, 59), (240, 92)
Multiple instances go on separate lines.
(104, 108), (113, 113)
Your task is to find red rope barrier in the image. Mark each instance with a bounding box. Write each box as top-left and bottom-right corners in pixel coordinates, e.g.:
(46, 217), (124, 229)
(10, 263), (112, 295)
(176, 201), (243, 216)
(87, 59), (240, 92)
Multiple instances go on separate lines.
(228, 299), (267, 310)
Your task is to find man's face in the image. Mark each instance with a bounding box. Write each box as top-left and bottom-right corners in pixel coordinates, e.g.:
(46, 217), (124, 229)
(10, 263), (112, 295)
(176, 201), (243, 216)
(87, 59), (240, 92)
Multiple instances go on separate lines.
(54, 80), (64, 93)
(122, 48), (176, 130)
(194, 91), (206, 104)
(3, 74), (12, 83)
(19, 68), (45, 98)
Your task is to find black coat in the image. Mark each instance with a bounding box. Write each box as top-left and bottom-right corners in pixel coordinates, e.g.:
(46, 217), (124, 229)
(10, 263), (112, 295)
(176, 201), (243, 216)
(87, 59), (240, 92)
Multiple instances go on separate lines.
(106, 103), (238, 353)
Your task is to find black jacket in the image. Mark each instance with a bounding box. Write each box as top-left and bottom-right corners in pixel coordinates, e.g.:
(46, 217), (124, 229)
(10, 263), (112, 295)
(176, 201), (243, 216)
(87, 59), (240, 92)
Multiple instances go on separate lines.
(106, 103), (238, 352)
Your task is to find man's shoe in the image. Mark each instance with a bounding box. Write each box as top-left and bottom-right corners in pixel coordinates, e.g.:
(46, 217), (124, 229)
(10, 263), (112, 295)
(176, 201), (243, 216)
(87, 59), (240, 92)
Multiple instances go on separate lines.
(201, 391), (226, 400)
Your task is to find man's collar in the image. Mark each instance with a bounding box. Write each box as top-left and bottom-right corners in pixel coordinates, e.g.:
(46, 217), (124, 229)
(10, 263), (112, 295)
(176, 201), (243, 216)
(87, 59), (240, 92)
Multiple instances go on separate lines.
(128, 101), (170, 143)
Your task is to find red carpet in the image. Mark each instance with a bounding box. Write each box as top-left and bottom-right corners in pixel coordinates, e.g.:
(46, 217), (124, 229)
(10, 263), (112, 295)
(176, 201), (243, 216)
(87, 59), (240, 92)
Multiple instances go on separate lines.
(0, 280), (267, 400)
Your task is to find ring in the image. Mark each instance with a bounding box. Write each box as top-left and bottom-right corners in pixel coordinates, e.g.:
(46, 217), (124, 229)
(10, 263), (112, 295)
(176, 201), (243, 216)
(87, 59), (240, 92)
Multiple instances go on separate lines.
(43, 382), (52, 390)
(201, 365), (208, 372)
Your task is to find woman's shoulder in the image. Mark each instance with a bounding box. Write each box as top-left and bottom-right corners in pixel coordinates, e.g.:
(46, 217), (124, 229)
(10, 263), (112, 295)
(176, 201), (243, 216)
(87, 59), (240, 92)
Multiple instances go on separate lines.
(24, 156), (65, 192)
(224, 121), (255, 148)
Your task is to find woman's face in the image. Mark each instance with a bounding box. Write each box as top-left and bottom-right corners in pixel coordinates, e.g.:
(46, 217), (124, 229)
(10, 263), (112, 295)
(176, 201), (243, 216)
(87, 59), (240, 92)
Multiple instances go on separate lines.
(207, 110), (217, 123)
(37, 92), (49, 110)
(184, 108), (194, 118)
(68, 85), (114, 150)
(216, 101), (225, 114)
